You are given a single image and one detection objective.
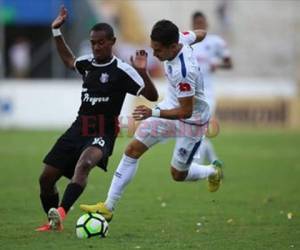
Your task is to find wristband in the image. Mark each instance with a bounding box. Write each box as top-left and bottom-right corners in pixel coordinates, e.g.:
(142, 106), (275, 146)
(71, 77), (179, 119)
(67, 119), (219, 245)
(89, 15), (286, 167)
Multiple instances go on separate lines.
(151, 108), (160, 117)
(52, 28), (62, 37)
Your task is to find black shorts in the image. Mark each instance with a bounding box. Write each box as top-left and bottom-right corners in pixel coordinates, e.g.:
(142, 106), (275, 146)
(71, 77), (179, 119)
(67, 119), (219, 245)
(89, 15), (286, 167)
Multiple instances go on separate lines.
(43, 117), (117, 179)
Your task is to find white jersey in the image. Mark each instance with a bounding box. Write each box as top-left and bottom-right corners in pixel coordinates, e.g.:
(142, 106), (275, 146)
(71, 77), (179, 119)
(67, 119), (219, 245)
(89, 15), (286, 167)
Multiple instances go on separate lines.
(157, 31), (210, 125)
(192, 34), (230, 106)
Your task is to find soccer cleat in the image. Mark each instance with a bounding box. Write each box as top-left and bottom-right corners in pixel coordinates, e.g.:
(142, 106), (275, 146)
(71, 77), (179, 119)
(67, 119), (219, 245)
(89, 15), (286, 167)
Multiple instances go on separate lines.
(35, 223), (51, 232)
(80, 202), (113, 222)
(47, 207), (64, 231)
(208, 160), (224, 192)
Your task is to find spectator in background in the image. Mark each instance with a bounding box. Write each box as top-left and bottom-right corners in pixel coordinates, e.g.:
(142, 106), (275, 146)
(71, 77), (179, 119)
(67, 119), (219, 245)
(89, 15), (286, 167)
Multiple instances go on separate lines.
(216, 0), (233, 37)
(8, 37), (31, 78)
(191, 11), (233, 165)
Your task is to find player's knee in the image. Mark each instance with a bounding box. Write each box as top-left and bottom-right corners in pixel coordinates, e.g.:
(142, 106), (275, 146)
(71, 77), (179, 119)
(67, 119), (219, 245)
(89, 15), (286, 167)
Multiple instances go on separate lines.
(170, 167), (186, 182)
(39, 165), (62, 191)
(171, 173), (185, 182)
(125, 144), (141, 158)
(125, 139), (148, 158)
(76, 157), (94, 171)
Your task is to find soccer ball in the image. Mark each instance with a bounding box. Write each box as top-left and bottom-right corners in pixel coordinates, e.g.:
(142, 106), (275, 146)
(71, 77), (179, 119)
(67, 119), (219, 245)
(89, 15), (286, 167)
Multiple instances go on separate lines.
(76, 213), (108, 239)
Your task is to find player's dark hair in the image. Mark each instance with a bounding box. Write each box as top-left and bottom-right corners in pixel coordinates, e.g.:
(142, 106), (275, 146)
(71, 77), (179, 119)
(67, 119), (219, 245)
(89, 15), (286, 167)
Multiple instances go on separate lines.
(150, 19), (179, 47)
(192, 11), (206, 21)
(90, 23), (115, 39)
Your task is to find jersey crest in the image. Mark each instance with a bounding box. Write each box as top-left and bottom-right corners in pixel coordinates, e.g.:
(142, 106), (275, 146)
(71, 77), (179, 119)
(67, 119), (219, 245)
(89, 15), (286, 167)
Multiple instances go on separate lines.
(100, 73), (109, 83)
(179, 82), (191, 92)
(182, 31), (190, 35)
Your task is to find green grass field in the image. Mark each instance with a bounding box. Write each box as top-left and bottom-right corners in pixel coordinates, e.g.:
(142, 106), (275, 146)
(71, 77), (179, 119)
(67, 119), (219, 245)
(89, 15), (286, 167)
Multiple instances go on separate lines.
(0, 129), (299, 250)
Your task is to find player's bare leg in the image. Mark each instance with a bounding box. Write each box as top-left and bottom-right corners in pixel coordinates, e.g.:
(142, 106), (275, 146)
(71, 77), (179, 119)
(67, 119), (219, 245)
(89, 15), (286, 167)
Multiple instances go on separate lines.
(48, 146), (103, 230)
(171, 160), (223, 192)
(80, 139), (148, 221)
(35, 165), (63, 232)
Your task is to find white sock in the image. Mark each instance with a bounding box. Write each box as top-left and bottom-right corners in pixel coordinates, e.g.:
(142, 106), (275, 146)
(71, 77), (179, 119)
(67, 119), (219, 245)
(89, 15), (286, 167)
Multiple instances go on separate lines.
(184, 162), (216, 181)
(104, 154), (138, 211)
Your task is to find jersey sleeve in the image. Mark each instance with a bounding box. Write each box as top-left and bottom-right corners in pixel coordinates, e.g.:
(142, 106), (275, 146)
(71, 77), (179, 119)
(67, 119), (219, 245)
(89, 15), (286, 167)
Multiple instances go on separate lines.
(74, 54), (93, 75)
(179, 31), (197, 45)
(118, 60), (145, 96)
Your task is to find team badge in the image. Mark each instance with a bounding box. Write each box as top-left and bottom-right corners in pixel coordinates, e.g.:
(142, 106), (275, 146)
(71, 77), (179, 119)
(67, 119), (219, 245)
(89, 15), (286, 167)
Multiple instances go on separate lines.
(179, 82), (191, 92)
(100, 73), (109, 83)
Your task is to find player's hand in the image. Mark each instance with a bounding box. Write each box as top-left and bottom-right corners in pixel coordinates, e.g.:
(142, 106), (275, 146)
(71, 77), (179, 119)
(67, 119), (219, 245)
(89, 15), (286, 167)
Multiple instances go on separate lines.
(132, 105), (152, 121)
(130, 50), (148, 72)
(52, 5), (68, 29)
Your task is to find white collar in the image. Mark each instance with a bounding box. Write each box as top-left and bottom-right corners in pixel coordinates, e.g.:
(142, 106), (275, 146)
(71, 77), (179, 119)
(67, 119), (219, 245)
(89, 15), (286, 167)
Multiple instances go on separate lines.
(91, 56), (116, 67)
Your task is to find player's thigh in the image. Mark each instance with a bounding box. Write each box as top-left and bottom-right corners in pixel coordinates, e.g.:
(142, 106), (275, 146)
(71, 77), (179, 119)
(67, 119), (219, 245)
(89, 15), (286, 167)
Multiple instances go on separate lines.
(43, 130), (80, 179)
(134, 117), (177, 148)
(76, 146), (104, 169)
(171, 124), (205, 171)
(75, 133), (115, 172)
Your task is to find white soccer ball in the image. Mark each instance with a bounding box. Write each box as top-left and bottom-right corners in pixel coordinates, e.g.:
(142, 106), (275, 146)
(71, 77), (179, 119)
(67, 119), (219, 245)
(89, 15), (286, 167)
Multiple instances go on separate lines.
(76, 213), (108, 239)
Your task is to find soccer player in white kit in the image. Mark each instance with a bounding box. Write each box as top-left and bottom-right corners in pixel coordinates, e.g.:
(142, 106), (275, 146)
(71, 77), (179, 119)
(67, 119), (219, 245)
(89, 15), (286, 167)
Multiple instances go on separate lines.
(80, 20), (223, 221)
(192, 11), (233, 164)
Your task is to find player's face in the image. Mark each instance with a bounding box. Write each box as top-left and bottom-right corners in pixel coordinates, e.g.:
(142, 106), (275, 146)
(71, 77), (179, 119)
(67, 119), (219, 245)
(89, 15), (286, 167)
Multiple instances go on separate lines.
(193, 16), (208, 30)
(151, 40), (176, 61)
(90, 30), (116, 62)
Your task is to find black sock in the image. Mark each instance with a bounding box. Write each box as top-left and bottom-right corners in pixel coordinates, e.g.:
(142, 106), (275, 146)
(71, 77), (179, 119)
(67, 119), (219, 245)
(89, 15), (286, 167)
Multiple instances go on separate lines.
(40, 193), (59, 214)
(60, 183), (84, 213)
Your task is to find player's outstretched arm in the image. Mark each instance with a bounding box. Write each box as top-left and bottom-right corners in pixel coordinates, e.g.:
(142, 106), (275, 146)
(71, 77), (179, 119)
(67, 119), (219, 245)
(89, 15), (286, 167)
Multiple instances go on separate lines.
(131, 50), (158, 102)
(51, 6), (76, 70)
(132, 96), (193, 121)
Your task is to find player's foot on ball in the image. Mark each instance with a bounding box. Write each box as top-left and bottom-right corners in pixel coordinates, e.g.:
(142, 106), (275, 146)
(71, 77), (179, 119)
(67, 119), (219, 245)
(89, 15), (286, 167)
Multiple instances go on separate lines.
(35, 223), (51, 232)
(208, 160), (224, 192)
(80, 202), (113, 222)
(48, 207), (65, 231)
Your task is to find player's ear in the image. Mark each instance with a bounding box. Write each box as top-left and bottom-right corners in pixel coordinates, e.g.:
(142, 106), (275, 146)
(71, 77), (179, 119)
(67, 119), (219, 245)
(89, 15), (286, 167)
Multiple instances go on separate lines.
(170, 43), (177, 50)
(110, 37), (116, 45)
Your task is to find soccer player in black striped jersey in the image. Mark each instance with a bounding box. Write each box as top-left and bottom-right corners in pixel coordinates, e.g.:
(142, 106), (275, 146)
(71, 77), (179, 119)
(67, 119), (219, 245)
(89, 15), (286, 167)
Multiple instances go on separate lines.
(36, 6), (158, 232)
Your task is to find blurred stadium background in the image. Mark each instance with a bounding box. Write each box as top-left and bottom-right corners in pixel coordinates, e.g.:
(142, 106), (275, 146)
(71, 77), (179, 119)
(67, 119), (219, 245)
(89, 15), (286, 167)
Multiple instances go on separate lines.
(0, 0), (300, 249)
(0, 0), (299, 129)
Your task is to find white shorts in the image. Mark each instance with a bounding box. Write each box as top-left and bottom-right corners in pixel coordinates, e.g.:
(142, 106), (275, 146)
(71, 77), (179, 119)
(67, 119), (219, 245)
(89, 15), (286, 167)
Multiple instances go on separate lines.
(134, 117), (208, 171)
